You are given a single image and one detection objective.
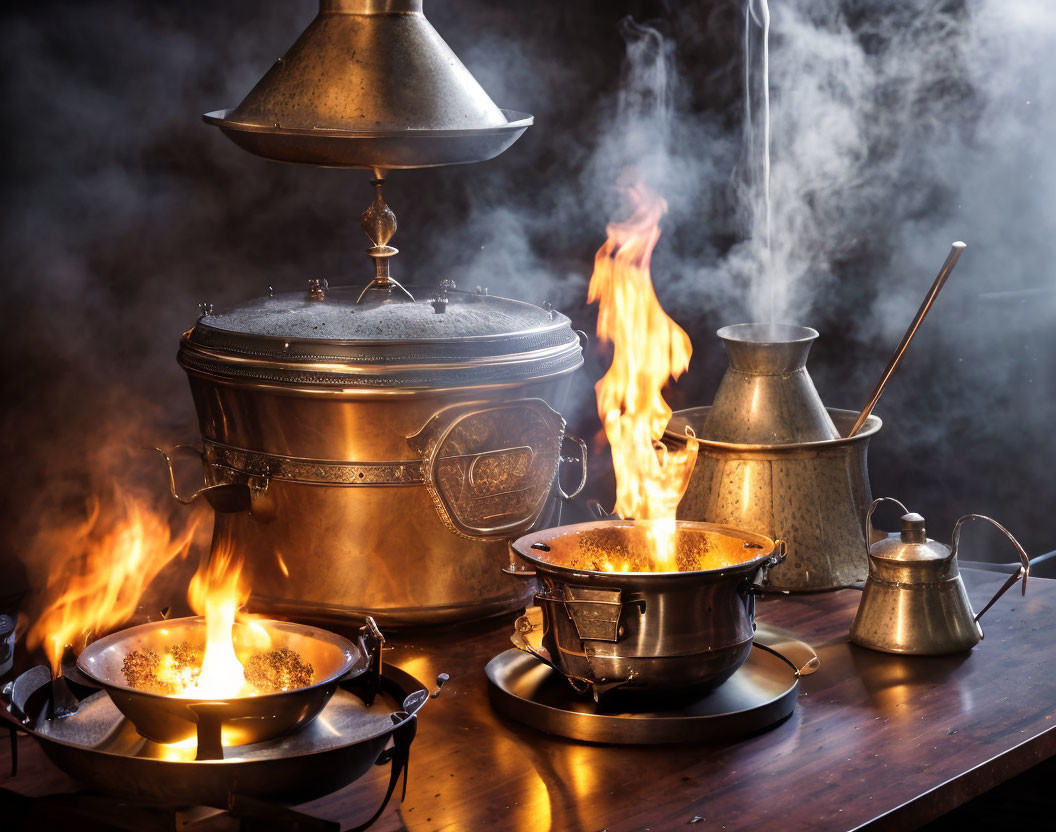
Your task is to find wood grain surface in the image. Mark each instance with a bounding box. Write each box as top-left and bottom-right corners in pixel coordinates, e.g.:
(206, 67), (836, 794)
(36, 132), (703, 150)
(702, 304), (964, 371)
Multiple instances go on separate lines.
(3, 568), (1054, 831)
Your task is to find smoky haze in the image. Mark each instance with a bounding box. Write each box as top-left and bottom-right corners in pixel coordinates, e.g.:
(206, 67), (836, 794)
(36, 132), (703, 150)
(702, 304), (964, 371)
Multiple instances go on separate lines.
(0, 0), (1053, 609)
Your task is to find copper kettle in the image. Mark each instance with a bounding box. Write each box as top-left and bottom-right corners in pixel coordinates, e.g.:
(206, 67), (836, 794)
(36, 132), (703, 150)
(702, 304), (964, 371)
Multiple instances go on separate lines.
(850, 498), (1030, 655)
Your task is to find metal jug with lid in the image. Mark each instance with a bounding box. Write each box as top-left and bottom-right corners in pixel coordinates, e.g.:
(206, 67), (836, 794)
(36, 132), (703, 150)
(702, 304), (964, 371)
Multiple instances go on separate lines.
(850, 497), (1030, 655)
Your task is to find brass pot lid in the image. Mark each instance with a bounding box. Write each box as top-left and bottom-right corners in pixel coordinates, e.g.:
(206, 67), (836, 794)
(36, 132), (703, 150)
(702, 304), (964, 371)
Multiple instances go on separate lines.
(204, 0), (532, 169)
(178, 286), (583, 390)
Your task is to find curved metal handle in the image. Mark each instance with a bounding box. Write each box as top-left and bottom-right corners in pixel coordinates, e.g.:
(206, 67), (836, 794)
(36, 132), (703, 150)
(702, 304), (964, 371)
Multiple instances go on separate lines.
(744, 539), (788, 595)
(355, 276), (415, 304)
(510, 608), (593, 694)
(768, 538), (788, 569)
(155, 446), (261, 514)
(351, 616), (385, 706)
(556, 434), (588, 500)
(587, 499), (615, 521)
(951, 514), (1030, 623)
(155, 446), (207, 505)
(865, 497), (911, 546)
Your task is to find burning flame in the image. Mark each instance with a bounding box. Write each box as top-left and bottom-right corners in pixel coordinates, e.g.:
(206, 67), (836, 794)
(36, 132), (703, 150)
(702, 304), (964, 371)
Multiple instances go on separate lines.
(589, 178), (698, 570)
(25, 491), (200, 674)
(175, 540), (266, 699)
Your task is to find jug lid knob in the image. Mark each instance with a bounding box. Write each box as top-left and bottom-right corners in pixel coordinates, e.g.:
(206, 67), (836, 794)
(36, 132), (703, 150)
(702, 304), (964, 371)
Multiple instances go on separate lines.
(901, 513), (927, 543)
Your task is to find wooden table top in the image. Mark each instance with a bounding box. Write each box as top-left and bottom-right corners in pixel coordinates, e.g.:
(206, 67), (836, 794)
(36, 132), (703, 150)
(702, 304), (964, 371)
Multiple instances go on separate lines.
(3, 568), (1054, 831)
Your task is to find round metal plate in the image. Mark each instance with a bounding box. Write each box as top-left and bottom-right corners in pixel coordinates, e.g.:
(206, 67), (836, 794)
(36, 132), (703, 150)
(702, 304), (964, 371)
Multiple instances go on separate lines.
(485, 644), (798, 744)
(21, 666), (425, 807)
(203, 109), (533, 170)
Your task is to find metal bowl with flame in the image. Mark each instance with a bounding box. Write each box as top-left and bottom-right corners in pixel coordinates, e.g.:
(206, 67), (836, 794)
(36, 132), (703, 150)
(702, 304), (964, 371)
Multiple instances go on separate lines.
(75, 616), (383, 755)
(509, 520), (785, 700)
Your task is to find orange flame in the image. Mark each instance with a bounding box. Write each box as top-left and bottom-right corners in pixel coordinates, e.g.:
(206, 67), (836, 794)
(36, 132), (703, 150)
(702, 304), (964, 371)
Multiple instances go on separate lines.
(25, 492), (200, 674)
(588, 177), (698, 570)
(176, 539), (266, 699)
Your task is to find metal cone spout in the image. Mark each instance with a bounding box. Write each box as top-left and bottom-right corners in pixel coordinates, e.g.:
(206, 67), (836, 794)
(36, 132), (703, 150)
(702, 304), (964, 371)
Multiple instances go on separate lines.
(719, 323), (818, 374)
(701, 322), (840, 445)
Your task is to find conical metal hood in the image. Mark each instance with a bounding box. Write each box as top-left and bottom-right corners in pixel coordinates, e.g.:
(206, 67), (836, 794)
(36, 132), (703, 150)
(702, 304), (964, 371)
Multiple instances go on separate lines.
(701, 323), (840, 445)
(204, 0), (532, 169)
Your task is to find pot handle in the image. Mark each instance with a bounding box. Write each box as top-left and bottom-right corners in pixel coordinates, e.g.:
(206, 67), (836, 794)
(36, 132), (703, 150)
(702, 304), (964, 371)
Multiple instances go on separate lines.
(865, 497), (911, 547)
(744, 539), (788, 596)
(951, 514), (1030, 624)
(155, 446), (250, 512)
(510, 605), (593, 694)
(556, 434), (588, 500)
(154, 446), (268, 515)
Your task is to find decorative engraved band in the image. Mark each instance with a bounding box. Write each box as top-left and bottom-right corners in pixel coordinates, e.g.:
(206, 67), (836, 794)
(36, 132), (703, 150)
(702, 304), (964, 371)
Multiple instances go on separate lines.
(203, 440), (426, 486)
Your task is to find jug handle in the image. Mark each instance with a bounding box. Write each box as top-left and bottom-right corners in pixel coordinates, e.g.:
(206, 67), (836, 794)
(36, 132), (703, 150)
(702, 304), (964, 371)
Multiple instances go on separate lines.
(864, 497), (910, 546)
(556, 434), (589, 500)
(951, 514), (1030, 622)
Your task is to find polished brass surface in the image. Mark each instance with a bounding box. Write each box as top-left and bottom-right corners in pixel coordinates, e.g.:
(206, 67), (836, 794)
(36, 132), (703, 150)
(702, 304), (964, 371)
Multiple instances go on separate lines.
(356, 177), (414, 300)
(174, 282), (585, 626)
(509, 520), (784, 698)
(203, 1), (532, 169)
(75, 616), (382, 750)
(849, 242), (966, 437)
(850, 500), (1031, 654)
(178, 377), (578, 627)
(701, 323), (839, 445)
(667, 407), (881, 591)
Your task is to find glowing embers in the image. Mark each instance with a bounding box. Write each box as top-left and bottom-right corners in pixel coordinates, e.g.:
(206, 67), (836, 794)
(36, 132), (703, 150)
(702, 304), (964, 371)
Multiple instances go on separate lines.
(588, 177), (698, 571)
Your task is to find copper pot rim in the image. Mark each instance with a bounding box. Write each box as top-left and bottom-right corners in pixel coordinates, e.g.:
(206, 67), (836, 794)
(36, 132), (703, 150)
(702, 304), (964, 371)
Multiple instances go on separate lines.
(75, 616), (360, 705)
(664, 405), (882, 450)
(511, 519), (778, 581)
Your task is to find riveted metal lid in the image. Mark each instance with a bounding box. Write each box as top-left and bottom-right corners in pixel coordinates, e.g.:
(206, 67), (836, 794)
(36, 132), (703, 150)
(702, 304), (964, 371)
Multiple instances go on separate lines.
(178, 285), (583, 390)
(869, 513), (952, 563)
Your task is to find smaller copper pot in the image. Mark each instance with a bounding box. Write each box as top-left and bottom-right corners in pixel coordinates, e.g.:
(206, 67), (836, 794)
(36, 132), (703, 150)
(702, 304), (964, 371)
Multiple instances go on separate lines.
(509, 520), (785, 699)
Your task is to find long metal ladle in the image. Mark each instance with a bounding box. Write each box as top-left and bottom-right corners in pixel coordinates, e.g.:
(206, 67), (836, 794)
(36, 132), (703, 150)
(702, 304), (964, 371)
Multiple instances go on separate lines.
(849, 241), (966, 437)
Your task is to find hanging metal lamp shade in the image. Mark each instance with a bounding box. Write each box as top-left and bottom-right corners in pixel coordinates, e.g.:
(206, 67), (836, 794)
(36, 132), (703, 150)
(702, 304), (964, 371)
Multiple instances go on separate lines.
(203, 0), (532, 169)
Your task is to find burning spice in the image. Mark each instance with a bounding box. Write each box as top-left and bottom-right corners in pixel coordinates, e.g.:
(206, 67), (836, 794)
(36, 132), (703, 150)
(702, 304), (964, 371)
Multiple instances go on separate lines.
(245, 648), (314, 693)
(121, 643), (314, 696)
(122, 642), (203, 695)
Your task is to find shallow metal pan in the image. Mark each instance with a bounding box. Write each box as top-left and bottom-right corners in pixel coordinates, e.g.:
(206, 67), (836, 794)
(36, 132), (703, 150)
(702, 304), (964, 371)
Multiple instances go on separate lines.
(203, 109), (533, 170)
(75, 616), (383, 753)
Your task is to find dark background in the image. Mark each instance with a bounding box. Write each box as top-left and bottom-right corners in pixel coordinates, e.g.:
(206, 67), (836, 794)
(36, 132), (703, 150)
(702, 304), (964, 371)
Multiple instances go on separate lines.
(1, 0), (1053, 607)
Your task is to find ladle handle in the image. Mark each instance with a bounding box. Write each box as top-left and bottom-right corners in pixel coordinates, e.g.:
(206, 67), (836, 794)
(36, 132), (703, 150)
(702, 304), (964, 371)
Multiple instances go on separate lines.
(849, 242), (965, 437)
(951, 514), (1030, 623)
(864, 497), (911, 547)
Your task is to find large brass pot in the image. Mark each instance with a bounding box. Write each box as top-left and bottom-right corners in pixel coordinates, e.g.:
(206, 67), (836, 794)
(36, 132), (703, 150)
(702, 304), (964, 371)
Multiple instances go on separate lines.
(168, 284), (585, 627)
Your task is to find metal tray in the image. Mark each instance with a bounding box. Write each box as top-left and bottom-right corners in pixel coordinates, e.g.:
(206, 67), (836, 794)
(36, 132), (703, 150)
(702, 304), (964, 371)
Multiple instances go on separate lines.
(4, 664), (432, 812)
(486, 640), (805, 745)
(203, 109), (533, 170)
